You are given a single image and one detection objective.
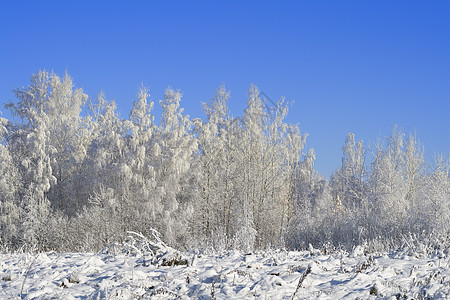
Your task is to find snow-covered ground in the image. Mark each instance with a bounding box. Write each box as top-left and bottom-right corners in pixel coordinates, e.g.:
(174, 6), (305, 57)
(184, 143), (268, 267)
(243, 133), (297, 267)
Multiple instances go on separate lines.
(1, 244), (450, 299)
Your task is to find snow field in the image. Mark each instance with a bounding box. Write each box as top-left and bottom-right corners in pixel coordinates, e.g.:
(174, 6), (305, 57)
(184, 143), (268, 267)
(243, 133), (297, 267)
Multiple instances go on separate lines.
(1, 246), (450, 299)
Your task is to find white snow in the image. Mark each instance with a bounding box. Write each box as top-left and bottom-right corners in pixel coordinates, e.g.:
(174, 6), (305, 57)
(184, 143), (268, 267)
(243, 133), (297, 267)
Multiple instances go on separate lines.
(1, 246), (450, 299)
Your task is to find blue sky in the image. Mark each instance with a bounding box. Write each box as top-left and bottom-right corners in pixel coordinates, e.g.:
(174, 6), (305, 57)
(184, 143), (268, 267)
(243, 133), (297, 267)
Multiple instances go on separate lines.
(1, 1), (449, 177)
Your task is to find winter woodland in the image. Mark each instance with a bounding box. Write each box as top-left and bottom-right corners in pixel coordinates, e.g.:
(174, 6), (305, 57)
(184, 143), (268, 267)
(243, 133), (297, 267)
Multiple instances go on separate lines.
(0, 71), (449, 253)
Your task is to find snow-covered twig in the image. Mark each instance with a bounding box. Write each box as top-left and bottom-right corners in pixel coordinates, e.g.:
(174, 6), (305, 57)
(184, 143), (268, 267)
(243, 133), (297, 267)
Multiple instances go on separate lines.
(20, 255), (37, 299)
(291, 264), (312, 300)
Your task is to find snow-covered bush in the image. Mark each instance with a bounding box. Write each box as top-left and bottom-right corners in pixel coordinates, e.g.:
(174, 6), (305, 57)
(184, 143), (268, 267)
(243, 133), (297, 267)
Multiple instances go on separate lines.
(102, 230), (188, 266)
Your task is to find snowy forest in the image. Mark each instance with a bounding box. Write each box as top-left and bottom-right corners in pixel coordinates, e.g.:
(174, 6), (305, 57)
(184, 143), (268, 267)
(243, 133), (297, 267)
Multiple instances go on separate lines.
(0, 71), (449, 253)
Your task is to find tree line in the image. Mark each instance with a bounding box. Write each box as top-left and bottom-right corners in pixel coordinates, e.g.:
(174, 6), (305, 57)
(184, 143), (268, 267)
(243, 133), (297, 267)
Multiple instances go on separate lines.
(0, 71), (448, 252)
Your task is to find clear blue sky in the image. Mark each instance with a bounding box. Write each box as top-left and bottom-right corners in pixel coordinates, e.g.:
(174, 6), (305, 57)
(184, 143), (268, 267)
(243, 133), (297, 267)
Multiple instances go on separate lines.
(1, 1), (449, 177)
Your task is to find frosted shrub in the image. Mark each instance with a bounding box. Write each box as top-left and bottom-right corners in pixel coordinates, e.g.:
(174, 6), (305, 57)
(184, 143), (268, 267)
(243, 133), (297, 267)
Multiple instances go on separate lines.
(233, 226), (257, 252)
(102, 230), (188, 266)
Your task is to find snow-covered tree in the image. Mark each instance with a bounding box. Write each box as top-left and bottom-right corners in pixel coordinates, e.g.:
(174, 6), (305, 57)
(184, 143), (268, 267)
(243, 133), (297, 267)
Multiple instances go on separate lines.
(332, 133), (367, 210)
(153, 87), (198, 246)
(368, 128), (426, 239)
(123, 86), (157, 232)
(424, 155), (450, 233)
(6, 71), (89, 220)
(287, 149), (334, 249)
(233, 85), (307, 249)
(0, 114), (20, 245)
(81, 92), (128, 231)
(6, 71), (61, 247)
(41, 72), (88, 214)
(194, 85), (241, 248)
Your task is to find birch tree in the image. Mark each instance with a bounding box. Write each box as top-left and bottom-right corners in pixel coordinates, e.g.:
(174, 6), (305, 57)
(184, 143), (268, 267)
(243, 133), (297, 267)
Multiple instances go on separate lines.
(0, 114), (20, 245)
(194, 85), (241, 248)
(154, 87), (198, 246)
(6, 71), (57, 247)
(369, 128), (425, 238)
